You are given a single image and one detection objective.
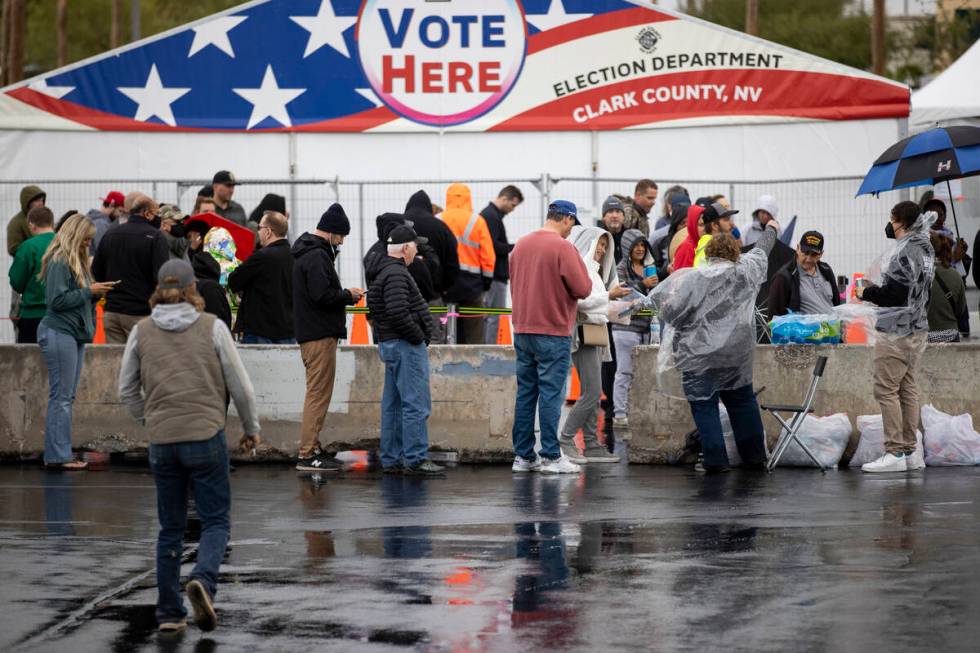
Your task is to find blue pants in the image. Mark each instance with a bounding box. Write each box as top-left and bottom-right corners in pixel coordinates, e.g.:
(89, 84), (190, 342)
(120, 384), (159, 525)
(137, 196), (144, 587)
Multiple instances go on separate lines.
(684, 379), (767, 467)
(378, 339), (431, 469)
(149, 431), (231, 624)
(37, 324), (85, 465)
(242, 333), (296, 345)
(512, 334), (571, 461)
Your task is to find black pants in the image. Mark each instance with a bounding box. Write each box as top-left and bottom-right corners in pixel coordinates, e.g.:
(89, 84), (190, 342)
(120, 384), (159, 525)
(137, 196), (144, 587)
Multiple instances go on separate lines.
(16, 317), (41, 344)
(451, 294), (485, 344)
(600, 323), (616, 426)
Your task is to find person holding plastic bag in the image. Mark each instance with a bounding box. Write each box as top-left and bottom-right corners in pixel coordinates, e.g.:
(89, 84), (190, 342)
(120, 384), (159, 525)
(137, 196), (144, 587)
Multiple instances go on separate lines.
(856, 201), (935, 473)
(645, 223), (779, 473)
(611, 229), (659, 428)
(560, 226), (630, 464)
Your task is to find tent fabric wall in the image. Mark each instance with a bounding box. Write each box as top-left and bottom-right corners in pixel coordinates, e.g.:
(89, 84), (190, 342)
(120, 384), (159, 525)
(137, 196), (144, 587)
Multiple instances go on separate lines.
(911, 39), (980, 131)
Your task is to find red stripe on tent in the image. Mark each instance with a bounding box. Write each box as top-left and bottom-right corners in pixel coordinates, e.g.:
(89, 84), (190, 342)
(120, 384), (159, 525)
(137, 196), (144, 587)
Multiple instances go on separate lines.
(6, 87), (398, 132)
(527, 7), (675, 56)
(489, 69), (910, 131)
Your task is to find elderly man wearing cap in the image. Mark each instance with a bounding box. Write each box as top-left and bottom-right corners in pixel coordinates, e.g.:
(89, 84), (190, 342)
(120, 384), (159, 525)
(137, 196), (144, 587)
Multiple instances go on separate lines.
(87, 190), (125, 254)
(693, 201), (740, 267)
(768, 231), (841, 318)
(740, 194), (780, 247)
(118, 259), (259, 633)
(291, 203), (364, 473)
(367, 225), (444, 476)
(509, 200), (592, 474)
(211, 171), (247, 226)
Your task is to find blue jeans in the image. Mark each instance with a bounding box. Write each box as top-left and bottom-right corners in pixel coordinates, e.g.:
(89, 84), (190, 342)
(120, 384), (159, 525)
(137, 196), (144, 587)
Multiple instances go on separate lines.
(378, 340), (431, 468)
(37, 324), (85, 465)
(149, 431), (231, 623)
(512, 334), (571, 461)
(684, 379), (767, 467)
(242, 333), (296, 345)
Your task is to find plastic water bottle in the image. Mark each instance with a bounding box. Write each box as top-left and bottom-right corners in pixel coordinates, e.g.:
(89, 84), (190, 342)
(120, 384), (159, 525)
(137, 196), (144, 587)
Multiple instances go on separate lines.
(649, 319), (661, 344)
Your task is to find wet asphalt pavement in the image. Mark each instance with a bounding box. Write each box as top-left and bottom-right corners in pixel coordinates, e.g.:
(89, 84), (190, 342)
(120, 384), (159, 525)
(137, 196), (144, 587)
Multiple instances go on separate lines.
(2, 458), (980, 653)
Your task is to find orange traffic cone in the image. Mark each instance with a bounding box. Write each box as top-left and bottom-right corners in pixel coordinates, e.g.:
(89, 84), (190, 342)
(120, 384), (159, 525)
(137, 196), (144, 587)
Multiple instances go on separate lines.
(496, 314), (512, 345)
(93, 302), (106, 344)
(350, 296), (370, 345)
(566, 368), (581, 403)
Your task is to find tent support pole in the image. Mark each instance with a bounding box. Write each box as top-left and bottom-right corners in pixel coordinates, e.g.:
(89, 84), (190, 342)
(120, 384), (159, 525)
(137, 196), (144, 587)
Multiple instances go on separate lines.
(946, 179), (961, 240)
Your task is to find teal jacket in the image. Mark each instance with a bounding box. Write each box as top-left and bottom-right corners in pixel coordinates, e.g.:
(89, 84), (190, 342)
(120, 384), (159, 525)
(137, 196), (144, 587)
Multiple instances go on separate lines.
(8, 231), (54, 319)
(39, 260), (96, 342)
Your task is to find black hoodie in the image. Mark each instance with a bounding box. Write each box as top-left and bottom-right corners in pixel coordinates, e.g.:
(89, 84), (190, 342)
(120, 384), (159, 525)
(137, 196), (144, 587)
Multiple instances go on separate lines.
(404, 190), (460, 295)
(190, 249), (232, 329)
(292, 232), (355, 343)
(363, 212), (437, 301)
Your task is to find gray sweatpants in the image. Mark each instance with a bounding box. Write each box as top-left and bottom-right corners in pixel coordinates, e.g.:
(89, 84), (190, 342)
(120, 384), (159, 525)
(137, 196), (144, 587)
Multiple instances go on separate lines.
(483, 280), (509, 344)
(612, 330), (648, 418)
(561, 344), (602, 448)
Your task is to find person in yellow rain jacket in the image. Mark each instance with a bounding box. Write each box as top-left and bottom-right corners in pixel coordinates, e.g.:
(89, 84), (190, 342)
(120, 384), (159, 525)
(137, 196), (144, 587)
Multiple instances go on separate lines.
(440, 183), (496, 344)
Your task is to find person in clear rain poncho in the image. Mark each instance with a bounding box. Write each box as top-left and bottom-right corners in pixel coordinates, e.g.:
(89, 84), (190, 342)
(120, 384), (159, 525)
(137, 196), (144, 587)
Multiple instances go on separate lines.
(644, 220), (780, 473)
(856, 201), (936, 473)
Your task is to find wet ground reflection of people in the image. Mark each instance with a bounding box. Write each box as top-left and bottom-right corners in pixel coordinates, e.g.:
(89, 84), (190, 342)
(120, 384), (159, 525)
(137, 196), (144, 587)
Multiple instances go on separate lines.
(381, 475), (433, 560)
(43, 472), (74, 537)
(298, 473), (336, 567)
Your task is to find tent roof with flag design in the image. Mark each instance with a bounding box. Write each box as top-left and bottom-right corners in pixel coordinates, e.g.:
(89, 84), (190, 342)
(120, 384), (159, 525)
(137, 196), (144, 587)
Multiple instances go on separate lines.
(0, 0), (909, 133)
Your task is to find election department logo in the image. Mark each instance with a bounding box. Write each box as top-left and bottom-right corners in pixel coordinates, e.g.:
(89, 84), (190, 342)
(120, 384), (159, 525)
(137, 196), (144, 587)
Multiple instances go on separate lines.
(636, 26), (661, 53)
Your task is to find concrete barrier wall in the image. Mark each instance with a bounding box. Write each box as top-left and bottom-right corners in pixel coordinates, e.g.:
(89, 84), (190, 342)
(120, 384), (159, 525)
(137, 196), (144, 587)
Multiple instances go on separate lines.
(2, 343), (979, 463)
(627, 343), (980, 464)
(0, 345), (518, 462)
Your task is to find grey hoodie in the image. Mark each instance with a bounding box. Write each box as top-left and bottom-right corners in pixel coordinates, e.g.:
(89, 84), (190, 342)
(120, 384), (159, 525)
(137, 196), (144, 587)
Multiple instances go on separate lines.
(118, 303), (260, 436)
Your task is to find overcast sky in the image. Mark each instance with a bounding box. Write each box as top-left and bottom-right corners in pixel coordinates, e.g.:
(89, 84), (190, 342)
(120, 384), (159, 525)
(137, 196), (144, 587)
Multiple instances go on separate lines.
(653, 0), (935, 17)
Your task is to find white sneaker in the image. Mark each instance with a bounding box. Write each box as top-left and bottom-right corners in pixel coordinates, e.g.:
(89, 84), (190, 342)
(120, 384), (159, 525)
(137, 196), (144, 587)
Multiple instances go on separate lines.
(512, 456), (541, 473)
(907, 451), (926, 470)
(539, 454), (582, 474)
(612, 416), (629, 429)
(583, 446), (620, 463)
(559, 442), (588, 464)
(862, 452), (908, 473)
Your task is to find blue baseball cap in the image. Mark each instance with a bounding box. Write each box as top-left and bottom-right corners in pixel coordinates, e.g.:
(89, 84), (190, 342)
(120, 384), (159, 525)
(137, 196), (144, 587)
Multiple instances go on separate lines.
(548, 200), (577, 218)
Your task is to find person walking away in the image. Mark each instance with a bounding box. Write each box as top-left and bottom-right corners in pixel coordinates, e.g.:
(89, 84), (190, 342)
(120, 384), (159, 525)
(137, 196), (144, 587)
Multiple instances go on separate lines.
(741, 195), (779, 247)
(404, 190), (460, 343)
(441, 183), (495, 344)
(611, 229), (659, 429)
(210, 171), (247, 226)
(92, 196), (170, 343)
(8, 207), (56, 343)
(366, 225), (444, 476)
(509, 201), (592, 474)
(767, 231), (840, 317)
(38, 214), (116, 469)
(560, 226), (630, 464)
(228, 211), (295, 344)
(857, 202), (936, 473)
(646, 224), (780, 474)
(87, 190), (125, 255)
(481, 185), (524, 344)
(292, 204), (364, 472)
(118, 259), (260, 633)
(926, 231), (966, 343)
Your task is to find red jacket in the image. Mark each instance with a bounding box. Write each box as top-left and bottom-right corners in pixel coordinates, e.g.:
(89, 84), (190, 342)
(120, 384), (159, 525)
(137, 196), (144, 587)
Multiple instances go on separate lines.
(672, 205), (704, 271)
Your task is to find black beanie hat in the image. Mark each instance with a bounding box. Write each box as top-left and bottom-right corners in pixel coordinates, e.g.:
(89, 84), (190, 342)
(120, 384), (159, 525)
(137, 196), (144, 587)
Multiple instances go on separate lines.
(317, 203), (350, 235)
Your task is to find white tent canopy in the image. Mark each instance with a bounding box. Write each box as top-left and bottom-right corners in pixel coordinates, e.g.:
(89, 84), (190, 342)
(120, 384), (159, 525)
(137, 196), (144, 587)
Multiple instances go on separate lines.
(911, 39), (980, 131)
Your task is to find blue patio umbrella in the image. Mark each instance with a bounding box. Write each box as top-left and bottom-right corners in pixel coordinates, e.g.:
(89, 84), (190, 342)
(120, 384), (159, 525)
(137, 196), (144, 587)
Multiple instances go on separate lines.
(856, 125), (980, 238)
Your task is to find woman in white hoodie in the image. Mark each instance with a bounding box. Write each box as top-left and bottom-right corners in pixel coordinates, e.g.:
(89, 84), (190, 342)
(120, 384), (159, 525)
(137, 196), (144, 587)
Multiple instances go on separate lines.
(560, 226), (630, 463)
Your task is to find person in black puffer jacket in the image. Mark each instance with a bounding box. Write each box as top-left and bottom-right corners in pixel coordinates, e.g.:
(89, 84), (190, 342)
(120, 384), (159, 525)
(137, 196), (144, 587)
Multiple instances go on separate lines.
(366, 225), (443, 477)
(363, 212), (437, 301)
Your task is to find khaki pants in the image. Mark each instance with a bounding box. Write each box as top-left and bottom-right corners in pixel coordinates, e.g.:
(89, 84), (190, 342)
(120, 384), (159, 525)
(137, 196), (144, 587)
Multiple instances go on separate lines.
(299, 337), (338, 458)
(873, 332), (927, 455)
(104, 312), (143, 344)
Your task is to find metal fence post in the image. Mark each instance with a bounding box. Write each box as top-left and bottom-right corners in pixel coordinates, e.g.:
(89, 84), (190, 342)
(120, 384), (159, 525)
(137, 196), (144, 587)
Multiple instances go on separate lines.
(358, 181), (366, 288)
(446, 303), (457, 345)
(728, 181), (735, 208)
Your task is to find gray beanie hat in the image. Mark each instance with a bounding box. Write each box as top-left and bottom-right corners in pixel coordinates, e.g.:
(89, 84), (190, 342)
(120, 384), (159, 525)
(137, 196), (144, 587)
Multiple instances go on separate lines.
(602, 196), (624, 216)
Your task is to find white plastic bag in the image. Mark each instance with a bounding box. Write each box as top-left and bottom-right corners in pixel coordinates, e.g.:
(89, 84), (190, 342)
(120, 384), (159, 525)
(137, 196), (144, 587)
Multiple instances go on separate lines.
(921, 404), (980, 466)
(777, 413), (852, 468)
(851, 415), (924, 468)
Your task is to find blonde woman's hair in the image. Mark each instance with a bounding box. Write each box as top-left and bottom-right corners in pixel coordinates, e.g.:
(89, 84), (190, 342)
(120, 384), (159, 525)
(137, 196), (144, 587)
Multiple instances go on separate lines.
(40, 213), (95, 286)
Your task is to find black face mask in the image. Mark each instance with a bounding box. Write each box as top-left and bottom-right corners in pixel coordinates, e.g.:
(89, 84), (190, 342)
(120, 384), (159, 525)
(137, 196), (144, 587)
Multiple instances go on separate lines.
(885, 222), (896, 239)
(150, 215), (162, 229)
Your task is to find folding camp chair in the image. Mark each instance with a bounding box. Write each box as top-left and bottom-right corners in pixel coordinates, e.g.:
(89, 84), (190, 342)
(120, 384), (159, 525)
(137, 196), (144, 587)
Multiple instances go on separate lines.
(762, 356), (829, 472)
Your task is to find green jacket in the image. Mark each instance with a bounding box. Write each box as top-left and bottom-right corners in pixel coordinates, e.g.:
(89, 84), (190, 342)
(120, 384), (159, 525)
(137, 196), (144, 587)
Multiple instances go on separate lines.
(8, 231), (54, 318)
(6, 185), (46, 256)
(39, 260), (96, 342)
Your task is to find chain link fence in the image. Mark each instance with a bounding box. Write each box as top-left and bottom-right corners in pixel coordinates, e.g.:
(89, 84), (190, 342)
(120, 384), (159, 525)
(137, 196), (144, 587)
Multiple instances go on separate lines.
(2, 175), (976, 343)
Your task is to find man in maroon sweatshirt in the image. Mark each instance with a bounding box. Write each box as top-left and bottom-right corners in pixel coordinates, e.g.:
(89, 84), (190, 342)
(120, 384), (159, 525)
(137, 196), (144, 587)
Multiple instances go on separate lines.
(509, 200), (592, 474)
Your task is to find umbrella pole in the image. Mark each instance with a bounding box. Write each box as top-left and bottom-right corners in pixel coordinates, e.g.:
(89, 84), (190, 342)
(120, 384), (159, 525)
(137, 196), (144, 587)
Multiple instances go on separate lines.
(946, 179), (961, 240)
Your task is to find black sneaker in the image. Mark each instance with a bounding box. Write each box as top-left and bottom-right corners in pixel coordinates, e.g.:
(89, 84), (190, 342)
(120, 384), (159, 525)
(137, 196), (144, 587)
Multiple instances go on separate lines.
(382, 463), (404, 475)
(694, 462), (731, 474)
(185, 579), (217, 632)
(296, 454), (342, 472)
(403, 459), (445, 476)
